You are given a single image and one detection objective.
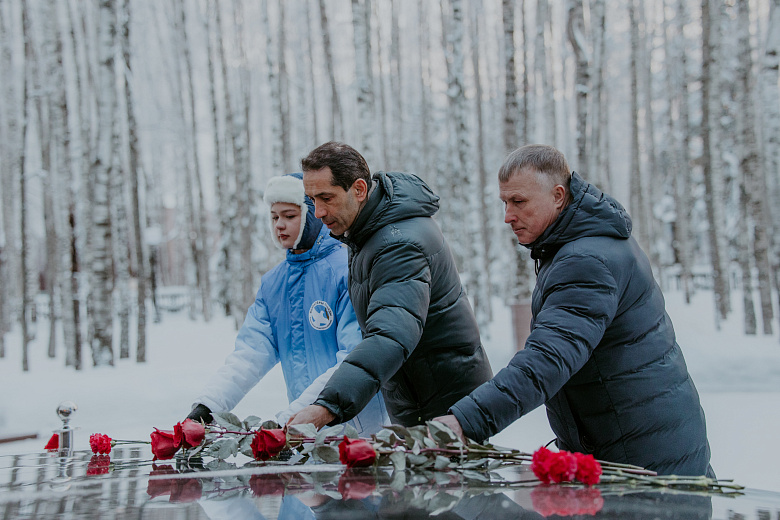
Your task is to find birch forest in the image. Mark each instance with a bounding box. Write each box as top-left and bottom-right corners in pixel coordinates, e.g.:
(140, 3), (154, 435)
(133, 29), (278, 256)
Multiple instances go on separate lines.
(1, 0), (778, 371)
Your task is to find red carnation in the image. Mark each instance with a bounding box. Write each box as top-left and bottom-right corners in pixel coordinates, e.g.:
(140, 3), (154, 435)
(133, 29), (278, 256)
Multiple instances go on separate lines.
(174, 419), (206, 449)
(89, 433), (113, 455)
(574, 452), (602, 486)
(86, 455), (112, 475)
(531, 446), (555, 484)
(338, 436), (376, 468)
(546, 450), (578, 483)
(44, 433), (59, 451)
(250, 429), (287, 461)
(150, 429), (180, 460)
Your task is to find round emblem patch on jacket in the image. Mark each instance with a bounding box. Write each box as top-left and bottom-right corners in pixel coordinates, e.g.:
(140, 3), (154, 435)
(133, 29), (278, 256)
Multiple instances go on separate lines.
(309, 300), (334, 330)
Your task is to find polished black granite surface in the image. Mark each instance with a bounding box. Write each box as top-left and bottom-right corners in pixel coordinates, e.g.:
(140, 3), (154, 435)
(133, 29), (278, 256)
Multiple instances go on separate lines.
(2, 448), (779, 519)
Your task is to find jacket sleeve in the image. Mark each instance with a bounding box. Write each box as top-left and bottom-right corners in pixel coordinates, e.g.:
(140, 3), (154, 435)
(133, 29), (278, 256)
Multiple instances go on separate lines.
(451, 252), (618, 442)
(275, 293), (362, 424)
(313, 241), (431, 423)
(193, 292), (280, 414)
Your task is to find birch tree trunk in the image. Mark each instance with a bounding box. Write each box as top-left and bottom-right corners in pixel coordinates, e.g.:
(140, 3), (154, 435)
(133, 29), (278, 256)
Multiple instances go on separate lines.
(89, 0), (117, 366)
(352, 0), (377, 166)
(701, 0), (731, 323)
(738, 184), (757, 334)
(641, 2), (661, 276)
(664, 0), (694, 304)
(535, 0), (556, 145)
(318, 0), (343, 139)
(736, 0), (773, 334)
(304, 0), (320, 145)
(587, 0), (606, 187)
(206, 0), (232, 319)
(471, 0), (492, 322)
(567, 0), (588, 170)
(264, 0), (284, 172)
(760, 0), (780, 337)
(111, 96), (131, 359)
(277, 1), (292, 172)
(232, 0), (256, 317)
(390, 0), (402, 166)
(121, 0), (147, 361)
(502, 0), (518, 153)
(20, 0), (34, 371)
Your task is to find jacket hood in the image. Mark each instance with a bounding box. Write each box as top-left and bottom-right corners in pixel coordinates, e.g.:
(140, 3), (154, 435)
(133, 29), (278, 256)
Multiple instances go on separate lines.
(341, 171), (440, 249)
(287, 223), (340, 264)
(527, 172), (632, 261)
(265, 172), (324, 251)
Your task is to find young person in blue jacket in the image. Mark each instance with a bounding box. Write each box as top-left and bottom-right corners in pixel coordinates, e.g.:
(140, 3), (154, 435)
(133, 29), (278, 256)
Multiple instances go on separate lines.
(186, 173), (388, 435)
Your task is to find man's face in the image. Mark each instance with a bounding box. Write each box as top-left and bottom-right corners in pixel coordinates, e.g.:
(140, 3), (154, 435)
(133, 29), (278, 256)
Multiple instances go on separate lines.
(303, 167), (367, 236)
(499, 168), (567, 245)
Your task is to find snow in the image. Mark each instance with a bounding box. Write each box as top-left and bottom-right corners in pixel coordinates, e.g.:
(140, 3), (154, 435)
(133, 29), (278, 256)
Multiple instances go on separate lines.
(1, 288), (779, 493)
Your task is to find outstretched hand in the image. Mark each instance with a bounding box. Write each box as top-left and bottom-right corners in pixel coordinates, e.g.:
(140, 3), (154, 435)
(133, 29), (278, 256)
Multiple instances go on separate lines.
(286, 404), (336, 431)
(431, 414), (466, 443)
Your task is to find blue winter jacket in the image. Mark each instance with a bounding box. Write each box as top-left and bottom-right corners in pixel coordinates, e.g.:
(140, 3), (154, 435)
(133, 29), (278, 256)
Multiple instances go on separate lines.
(451, 172), (712, 476)
(195, 225), (388, 435)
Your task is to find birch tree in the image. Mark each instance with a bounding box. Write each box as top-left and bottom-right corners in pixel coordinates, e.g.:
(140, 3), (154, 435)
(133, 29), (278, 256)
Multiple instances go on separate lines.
(701, 0), (731, 323)
(89, 0), (117, 366)
(760, 0), (780, 336)
(121, 0), (147, 361)
(567, 0), (588, 170)
(535, 0), (556, 146)
(736, 0), (773, 334)
(318, 0), (343, 139)
(20, 0), (35, 371)
(352, 0), (377, 166)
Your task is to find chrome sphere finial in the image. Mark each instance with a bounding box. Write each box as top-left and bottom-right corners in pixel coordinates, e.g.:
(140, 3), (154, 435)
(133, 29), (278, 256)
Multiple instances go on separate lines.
(56, 401), (78, 424)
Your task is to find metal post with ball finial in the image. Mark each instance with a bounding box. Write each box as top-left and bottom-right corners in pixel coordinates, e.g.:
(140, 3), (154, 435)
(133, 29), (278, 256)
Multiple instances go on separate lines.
(56, 401), (77, 455)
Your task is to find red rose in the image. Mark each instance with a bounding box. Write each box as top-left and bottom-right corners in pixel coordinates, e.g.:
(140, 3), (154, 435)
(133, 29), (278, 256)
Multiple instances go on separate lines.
(531, 446), (555, 484)
(86, 454), (111, 475)
(89, 433), (113, 454)
(338, 470), (376, 499)
(150, 429), (180, 460)
(44, 433), (59, 451)
(338, 436), (376, 468)
(546, 450), (578, 483)
(250, 429), (287, 461)
(174, 419), (206, 449)
(574, 452), (602, 485)
(249, 473), (287, 496)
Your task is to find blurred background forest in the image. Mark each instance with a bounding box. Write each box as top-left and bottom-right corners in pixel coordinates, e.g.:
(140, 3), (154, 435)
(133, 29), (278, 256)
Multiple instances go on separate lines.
(0, 0), (778, 371)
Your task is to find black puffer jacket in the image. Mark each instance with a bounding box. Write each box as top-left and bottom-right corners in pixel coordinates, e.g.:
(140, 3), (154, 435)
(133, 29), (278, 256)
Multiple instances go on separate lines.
(313, 172), (493, 426)
(451, 172), (712, 476)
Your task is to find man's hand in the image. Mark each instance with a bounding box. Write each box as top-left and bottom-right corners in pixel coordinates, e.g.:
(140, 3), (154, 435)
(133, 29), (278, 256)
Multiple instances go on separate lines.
(286, 405), (336, 430)
(432, 414), (466, 443)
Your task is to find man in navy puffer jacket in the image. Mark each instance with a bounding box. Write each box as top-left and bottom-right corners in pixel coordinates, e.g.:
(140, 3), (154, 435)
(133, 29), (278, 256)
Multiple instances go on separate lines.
(439, 144), (713, 477)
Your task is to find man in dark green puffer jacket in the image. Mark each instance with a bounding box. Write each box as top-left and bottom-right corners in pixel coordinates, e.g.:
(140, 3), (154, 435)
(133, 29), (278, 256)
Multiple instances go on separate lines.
(437, 144), (713, 477)
(287, 141), (493, 428)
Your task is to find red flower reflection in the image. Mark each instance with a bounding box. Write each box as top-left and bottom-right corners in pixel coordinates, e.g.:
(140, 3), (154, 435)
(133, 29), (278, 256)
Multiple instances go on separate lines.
(86, 455), (111, 475)
(249, 473), (287, 497)
(531, 486), (604, 517)
(338, 436), (376, 468)
(146, 464), (202, 502)
(89, 433), (113, 455)
(250, 429), (287, 461)
(338, 470), (376, 500)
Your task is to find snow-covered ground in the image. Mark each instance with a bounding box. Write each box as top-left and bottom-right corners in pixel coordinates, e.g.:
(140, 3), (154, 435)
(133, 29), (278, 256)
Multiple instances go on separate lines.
(1, 288), (779, 492)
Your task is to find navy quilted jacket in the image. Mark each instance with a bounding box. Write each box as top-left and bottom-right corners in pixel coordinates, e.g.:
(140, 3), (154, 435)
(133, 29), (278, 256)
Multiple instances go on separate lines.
(451, 172), (712, 476)
(313, 171), (493, 426)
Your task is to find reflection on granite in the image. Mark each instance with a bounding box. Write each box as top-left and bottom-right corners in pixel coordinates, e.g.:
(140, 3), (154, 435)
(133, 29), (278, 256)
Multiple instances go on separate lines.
(1, 448), (778, 519)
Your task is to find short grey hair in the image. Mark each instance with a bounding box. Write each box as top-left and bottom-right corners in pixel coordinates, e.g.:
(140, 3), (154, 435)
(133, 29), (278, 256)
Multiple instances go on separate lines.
(498, 145), (572, 195)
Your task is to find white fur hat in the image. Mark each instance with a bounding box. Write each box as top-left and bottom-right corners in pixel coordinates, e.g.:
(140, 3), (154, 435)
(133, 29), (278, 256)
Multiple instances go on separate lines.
(264, 174), (308, 249)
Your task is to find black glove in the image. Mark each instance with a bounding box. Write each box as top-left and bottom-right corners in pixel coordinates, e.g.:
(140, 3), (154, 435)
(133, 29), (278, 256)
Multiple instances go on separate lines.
(186, 404), (213, 424)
